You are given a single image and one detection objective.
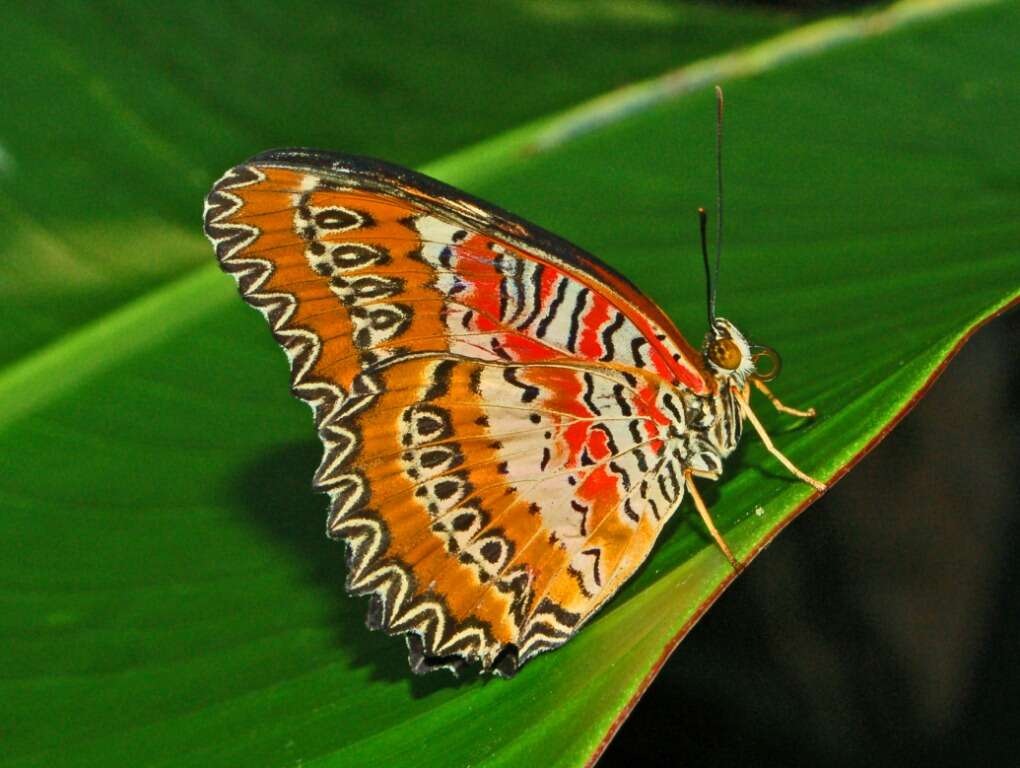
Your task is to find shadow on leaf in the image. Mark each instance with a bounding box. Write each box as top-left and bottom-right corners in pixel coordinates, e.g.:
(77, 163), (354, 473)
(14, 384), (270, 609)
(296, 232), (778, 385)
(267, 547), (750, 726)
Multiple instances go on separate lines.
(229, 438), (472, 697)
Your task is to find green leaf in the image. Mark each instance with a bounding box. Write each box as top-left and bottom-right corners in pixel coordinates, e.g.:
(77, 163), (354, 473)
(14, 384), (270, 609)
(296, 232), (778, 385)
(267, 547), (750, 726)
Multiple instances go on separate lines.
(3, 2), (1018, 768)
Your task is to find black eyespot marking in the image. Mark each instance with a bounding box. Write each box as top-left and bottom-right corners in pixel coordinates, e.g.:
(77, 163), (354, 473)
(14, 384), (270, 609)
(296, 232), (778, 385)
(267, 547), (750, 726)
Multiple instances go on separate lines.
(434, 480), (460, 500)
(417, 416), (443, 437)
(453, 513), (475, 532)
(344, 243), (389, 267)
(420, 449), (451, 469)
(314, 207), (371, 231)
(480, 540), (502, 564)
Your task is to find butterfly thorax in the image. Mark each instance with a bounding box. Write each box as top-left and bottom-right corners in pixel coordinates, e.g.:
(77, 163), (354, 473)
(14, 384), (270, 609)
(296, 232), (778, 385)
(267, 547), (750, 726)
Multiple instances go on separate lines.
(646, 381), (740, 486)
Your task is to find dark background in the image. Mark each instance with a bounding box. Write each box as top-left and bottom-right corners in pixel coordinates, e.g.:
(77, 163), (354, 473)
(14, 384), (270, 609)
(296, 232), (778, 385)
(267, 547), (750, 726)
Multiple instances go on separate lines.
(605, 308), (1019, 765)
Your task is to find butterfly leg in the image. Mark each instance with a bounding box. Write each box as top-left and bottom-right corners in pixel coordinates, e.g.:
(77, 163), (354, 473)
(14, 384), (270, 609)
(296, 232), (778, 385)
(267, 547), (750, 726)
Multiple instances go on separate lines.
(752, 378), (816, 419)
(683, 469), (742, 571)
(732, 387), (827, 492)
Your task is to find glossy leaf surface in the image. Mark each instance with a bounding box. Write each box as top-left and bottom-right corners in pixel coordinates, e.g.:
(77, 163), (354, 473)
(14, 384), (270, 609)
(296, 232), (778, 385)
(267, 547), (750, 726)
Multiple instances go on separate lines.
(2, 2), (1018, 767)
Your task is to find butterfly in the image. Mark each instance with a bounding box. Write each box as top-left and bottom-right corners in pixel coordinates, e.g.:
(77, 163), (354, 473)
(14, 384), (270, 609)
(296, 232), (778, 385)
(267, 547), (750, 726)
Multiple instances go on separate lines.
(202, 92), (825, 677)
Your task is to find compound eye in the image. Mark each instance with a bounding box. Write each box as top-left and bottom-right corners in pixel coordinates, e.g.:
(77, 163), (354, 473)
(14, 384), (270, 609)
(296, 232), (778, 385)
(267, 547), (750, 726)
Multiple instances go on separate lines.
(708, 338), (742, 370)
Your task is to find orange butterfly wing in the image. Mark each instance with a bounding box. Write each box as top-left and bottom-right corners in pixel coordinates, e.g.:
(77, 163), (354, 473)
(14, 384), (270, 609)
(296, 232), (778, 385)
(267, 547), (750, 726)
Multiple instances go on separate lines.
(203, 151), (714, 675)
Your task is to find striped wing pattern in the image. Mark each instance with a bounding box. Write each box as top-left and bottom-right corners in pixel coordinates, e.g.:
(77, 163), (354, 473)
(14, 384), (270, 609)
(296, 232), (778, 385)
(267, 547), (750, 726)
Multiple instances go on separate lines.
(203, 151), (711, 675)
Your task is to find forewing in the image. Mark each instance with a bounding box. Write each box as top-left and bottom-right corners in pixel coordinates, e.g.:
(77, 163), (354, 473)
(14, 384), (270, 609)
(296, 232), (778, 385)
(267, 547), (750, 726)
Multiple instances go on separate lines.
(203, 152), (701, 674)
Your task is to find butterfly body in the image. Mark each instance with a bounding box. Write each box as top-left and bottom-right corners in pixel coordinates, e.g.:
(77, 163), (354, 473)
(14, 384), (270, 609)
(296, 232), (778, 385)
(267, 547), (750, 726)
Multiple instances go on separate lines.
(203, 150), (819, 676)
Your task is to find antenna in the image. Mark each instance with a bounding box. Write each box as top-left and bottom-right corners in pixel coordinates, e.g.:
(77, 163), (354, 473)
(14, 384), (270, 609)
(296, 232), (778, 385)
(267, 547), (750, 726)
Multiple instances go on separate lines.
(697, 86), (725, 328)
(698, 207), (713, 325)
(713, 85), (724, 322)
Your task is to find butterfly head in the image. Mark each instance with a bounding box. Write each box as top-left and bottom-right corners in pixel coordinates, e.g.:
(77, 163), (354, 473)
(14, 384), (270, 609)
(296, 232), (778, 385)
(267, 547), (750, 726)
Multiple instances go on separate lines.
(704, 317), (781, 387)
